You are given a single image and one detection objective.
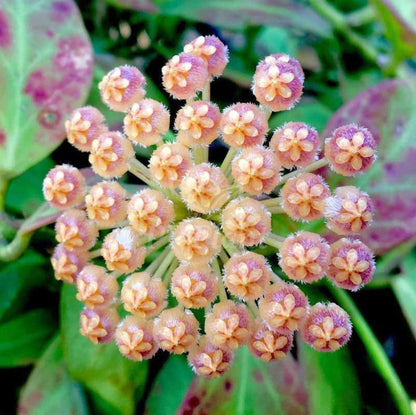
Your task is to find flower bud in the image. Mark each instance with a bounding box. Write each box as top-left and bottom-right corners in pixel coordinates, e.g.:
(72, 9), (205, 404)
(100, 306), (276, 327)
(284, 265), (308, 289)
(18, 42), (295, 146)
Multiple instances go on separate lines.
(300, 302), (352, 352)
(89, 131), (134, 178)
(115, 316), (158, 361)
(162, 53), (208, 100)
(223, 252), (271, 300)
(220, 103), (268, 148)
(121, 272), (167, 317)
(281, 173), (330, 221)
(98, 65), (146, 112)
(65, 106), (108, 152)
(173, 218), (221, 264)
(101, 227), (146, 273)
(55, 209), (98, 252)
(51, 244), (88, 284)
(149, 143), (193, 189)
(171, 264), (218, 308)
(279, 231), (330, 283)
(327, 238), (375, 291)
(270, 122), (319, 168)
(188, 335), (233, 378)
(325, 124), (376, 176)
(258, 282), (308, 331)
(231, 146), (280, 195)
(85, 181), (127, 228)
(253, 53), (304, 111)
(123, 99), (170, 146)
(153, 307), (199, 354)
(80, 307), (119, 344)
(222, 197), (271, 246)
(76, 265), (119, 309)
(175, 101), (220, 147)
(205, 300), (252, 350)
(127, 189), (174, 238)
(325, 186), (373, 235)
(43, 165), (85, 210)
(180, 163), (229, 213)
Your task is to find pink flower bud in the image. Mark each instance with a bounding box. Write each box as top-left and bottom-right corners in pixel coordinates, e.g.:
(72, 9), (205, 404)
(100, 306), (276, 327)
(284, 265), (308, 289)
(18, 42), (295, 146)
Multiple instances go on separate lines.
(98, 65), (146, 112)
(300, 302), (352, 352)
(222, 197), (271, 246)
(270, 122), (320, 168)
(253, 54), (304, 112)
(43, 165), (85, 210)
(325, 124), (376, 176)
(220, 103), (268, 148)
(51, 244), (88, 284)
(327, 238), (375, 291)
(279, 231), (330, 283)
(325, 186), (374, 235)
(80, 306), (119, 344)
(65, 106), (108, 152)
(123, 99), (170, 146)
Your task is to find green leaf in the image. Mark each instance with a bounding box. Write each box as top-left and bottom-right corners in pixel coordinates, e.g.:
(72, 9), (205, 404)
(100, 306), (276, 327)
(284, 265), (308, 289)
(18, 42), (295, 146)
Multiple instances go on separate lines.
(145, 355), (194, 415)
(298, 341), (361, 415)
(60, 284), (148, 415)
(0, 309), (56, 367)
(0, 0), (93, 179)
(105, 0), (158, 13)
(18, 336), (89, 415)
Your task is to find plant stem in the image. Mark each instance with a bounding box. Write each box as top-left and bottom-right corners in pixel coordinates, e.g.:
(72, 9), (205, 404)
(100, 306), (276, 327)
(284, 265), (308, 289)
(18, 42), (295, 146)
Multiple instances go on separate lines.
(202, 81), (211, 101)
(328, 285), (414, 415)
(345, 5), (376, 26)
(153, 250), (176, 280)
(212, 258), (227, 302)
(0, 231), (34, 262)
(193, 145), (208, 164)
(163, 257), (178, 287)
(145, 234), (171, 257)
(279, 158), (329, 185)
(264, 234), (284, 250)
(220, 147), (237, 175)
(146, 245), (171, 275)
(0, 176), (8, 211)
(219, 248), (229, 264)
(221, 236), (240, 256)
(261, 197), (283, 208)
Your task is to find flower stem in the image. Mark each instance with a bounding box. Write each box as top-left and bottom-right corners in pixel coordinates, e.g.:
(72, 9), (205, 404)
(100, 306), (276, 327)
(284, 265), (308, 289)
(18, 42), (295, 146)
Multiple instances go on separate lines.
(279, 158), (329, 185)
(219, 248), (229, 265)
(212, 258), (227, 302)
(327, 284), (413, 415)
(221, 235), (240, 256)
(202, 81), (211, 101)
(146, 245), (171, 275)
(0, 231), (34, 262)
(0, 176), (8, 211)
(193, 145), (208, 164)
(264, 234), (284, 250)
(145, 234), (171, 257)
(220, 147), (237, 175)
(153, 249), (176, 280)
(163, 257), (178, 287)
(247, 300), (259, 317)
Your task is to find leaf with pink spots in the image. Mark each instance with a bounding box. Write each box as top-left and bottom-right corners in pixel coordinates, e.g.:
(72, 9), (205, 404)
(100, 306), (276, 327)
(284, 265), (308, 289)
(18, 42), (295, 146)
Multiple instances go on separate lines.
(324, 79), (416, 254)
(0, 0), (93, 179)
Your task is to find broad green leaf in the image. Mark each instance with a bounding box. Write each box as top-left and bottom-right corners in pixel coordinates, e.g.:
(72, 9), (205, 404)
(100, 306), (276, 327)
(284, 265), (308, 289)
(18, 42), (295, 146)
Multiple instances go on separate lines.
(105, 0), (158, 12)
(298, 341), (361, 415)
(18, 336), (89, 415)
(255, 26), (298, 58)
(144, 355), (194, 415)
(0, 0), (93, 179)
(60, 284), (148, 415)
(0, 309), (56, 367)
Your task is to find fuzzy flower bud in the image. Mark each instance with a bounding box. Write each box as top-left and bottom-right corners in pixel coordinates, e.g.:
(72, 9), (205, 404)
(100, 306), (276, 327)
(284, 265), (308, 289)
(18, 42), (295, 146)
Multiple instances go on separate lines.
(259, 282), (308, 331)
(222, 198), (271, 246)
(55, 209), (98, 252)
(281, 173), (330, 221)
(98, 65), (146, 112)
(180, 163), (229, 213)
(184, 35), (229, 77)
(279, 231), (330, 283)
(65, 106), (108, 152)
(300, 302), (352, 352)
(205, 300), (252, 350)
(175, 101), (220, 147)
(80, 307), (119, 344)
(253, 53), (304, 111)
(327, 238), (375, 291)
(171, 264), (218, 308)
(270, 122), (319, 168)
(101, 227), (146, 273)
(153, 307), (199, 354)
(188, 335), (233, 378)
(162, 53), (208, 100)
(89, 131), (134, 178)
(121, 272), (167, 317)
(127, 189), (174, 238)
(325, 186), (373, 235)
(220, 103), (268, 148)
(325, 124), (376, 176)
(123, 99), (170, 146)
(76, 265), (118, 309)
(149, 143), (193, 189)
(51, 244), (88, 284)
(223, 252), (271, 300)
(115, 316), (158, 361)
(232, 146), (280, 195)
(173, 218), (221, 263)
(43, 165), (85, 210)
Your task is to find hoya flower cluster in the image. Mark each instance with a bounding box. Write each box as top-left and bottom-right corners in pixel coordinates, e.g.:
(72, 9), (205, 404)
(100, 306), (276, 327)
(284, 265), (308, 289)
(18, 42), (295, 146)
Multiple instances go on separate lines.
(43, 35), (377, 378)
